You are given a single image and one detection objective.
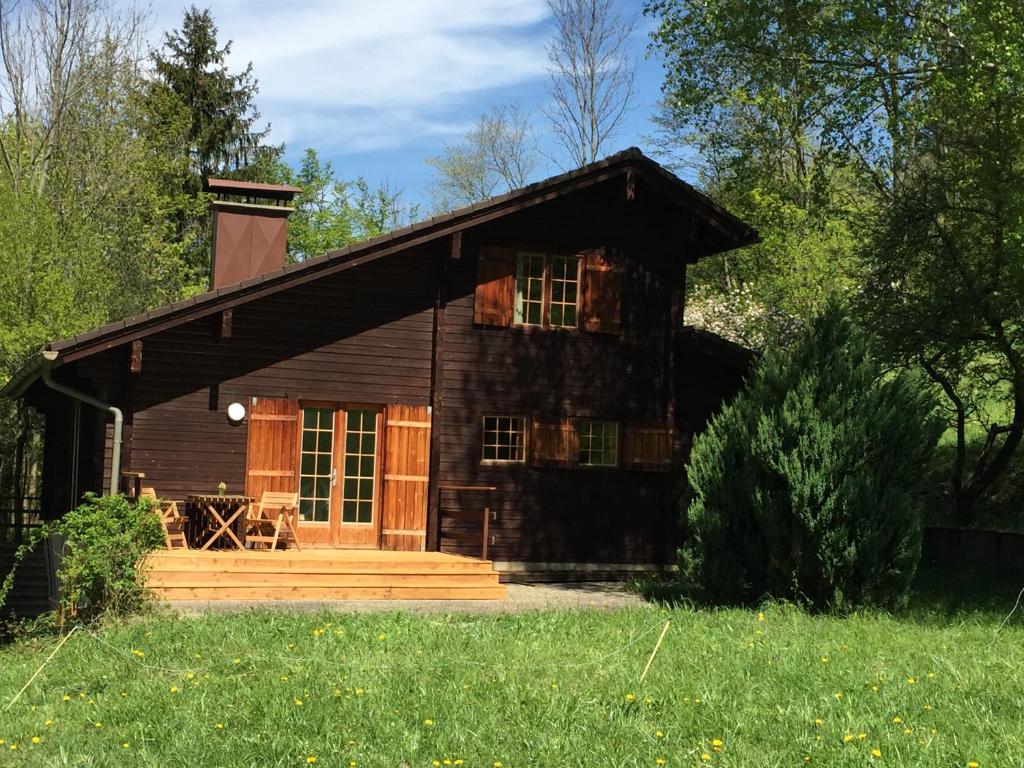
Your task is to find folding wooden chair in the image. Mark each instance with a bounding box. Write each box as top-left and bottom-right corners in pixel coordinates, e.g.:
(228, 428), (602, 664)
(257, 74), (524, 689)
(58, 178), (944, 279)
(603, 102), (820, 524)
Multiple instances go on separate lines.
(141, 487), (189, 550)
(245, 492), (301, 551)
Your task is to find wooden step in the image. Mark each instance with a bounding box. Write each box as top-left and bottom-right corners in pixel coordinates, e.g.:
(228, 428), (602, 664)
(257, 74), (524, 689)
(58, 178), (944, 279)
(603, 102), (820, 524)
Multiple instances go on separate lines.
(144, 560), (496, 575)
(146, 571), (501, 588)
(153, 585), (507, 601)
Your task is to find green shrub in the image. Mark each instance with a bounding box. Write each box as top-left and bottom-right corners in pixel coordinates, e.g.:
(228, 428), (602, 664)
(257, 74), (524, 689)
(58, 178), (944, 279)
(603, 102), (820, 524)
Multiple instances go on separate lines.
(0, 493), (164, 624)
(684, 304), (942, 611)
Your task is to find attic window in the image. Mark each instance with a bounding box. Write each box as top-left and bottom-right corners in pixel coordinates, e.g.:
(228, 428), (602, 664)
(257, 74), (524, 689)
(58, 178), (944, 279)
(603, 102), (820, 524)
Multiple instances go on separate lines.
(513, 252), (581, 329)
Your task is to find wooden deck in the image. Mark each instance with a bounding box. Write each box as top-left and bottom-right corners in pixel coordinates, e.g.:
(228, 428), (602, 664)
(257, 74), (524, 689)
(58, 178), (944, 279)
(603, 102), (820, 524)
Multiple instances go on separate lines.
(143, 549), (506, 601)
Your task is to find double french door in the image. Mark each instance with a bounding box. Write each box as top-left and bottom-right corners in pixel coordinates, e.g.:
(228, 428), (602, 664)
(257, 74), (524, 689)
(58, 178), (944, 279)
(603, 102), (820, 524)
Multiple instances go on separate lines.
(297, 404), (383, 547)
(245, 398), (431, 550)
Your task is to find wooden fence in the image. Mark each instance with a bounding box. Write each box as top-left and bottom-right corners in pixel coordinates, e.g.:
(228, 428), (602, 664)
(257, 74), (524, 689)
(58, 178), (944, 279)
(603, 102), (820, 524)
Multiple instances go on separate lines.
(922, 526), (1024, 575)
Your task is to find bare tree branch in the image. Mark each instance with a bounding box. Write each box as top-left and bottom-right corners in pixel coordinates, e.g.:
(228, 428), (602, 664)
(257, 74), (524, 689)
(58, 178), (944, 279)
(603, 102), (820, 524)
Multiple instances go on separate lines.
(544, 0), (636, 168)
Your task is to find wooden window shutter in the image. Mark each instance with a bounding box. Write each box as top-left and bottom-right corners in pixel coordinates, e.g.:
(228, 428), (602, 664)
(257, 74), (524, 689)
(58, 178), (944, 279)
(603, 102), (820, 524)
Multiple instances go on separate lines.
(474, 245), (516, 326)
(245, 397), (300, 499)
(622, 423), (674, 472)
(530, 418), (579, 468)
(581, 248), (625, 334)
(381, 404), (432, 551)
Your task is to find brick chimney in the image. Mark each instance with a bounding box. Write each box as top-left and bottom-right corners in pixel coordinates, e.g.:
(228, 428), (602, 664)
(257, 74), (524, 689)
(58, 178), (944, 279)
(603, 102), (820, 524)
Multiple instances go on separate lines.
(205, 178), (302, 290)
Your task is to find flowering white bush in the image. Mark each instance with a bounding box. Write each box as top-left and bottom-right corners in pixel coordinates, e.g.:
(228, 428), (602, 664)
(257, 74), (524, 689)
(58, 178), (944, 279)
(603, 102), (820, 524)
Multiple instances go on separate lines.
(685, 283), (801, 349)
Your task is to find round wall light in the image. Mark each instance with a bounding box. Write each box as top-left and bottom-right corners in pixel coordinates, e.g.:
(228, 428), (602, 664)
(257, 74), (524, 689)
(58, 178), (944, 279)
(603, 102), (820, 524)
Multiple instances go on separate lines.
(227, 402), (247, 424)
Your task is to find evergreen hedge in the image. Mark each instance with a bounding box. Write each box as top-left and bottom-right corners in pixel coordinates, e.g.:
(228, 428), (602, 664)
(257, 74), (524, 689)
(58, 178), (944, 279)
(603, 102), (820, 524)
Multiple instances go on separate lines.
(684, 305), (942, 611)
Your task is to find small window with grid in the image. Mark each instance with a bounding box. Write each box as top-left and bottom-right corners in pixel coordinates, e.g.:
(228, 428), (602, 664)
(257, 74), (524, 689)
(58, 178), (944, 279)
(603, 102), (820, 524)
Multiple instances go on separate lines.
(299, 407), (334, 522)
(579, 420), (619, 467)
(482, 416), (526, 462)
(513, 252), (580, 329)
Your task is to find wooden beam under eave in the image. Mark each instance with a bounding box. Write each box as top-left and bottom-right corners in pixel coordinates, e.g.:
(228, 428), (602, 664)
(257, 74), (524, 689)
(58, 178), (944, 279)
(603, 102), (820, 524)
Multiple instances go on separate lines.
(625, 168), (637, 201)
(450, 230), (462, 261)
(130, 340), (143, 374)
(219, 308), (233, 339)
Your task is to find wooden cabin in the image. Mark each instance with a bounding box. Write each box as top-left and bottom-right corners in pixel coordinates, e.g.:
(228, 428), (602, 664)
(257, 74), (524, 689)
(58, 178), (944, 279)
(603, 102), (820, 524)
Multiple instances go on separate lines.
(2, 148), (757, 593)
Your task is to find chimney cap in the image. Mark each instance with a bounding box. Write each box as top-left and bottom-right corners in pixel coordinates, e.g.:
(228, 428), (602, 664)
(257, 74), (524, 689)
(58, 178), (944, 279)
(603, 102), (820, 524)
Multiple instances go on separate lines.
(204, 177), (302, 201)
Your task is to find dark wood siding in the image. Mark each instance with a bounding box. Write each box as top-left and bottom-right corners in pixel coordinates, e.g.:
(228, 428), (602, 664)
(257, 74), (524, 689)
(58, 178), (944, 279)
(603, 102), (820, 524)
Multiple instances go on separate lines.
(40, 250), (437, 503)
(436, 184), (682, 566)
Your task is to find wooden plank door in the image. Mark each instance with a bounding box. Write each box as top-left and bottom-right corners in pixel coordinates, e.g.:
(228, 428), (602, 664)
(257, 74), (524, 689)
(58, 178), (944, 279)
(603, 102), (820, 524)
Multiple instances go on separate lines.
(380, 404), (432, 551)
(245, 396), (300, 502)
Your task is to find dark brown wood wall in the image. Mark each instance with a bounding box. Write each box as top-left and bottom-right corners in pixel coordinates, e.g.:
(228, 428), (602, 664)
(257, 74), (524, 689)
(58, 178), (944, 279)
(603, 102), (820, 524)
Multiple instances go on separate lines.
(436, 189), (682, 566)
(47, 250), (436, 503)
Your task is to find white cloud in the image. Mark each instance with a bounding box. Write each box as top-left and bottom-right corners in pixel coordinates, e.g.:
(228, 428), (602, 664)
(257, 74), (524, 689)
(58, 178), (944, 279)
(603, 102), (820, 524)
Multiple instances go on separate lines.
(147, 0), (551, 154)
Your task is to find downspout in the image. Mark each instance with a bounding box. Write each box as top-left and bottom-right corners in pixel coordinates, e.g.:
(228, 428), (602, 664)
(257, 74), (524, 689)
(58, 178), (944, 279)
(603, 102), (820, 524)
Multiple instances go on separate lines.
(40, 350), (123, 497)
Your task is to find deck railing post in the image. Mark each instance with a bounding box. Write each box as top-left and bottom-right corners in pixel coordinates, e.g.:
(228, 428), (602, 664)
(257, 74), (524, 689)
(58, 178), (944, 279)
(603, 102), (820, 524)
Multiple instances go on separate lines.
(482, 506), (490, 561)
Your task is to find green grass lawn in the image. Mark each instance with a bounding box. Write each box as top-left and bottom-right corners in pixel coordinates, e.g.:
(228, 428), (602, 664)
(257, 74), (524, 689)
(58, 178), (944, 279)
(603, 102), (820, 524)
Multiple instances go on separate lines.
(1, 580), (1022, 767)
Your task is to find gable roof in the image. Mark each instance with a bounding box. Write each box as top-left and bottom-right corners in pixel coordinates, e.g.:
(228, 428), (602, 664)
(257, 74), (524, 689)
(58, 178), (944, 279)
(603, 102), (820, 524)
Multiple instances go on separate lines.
(2, 148), (758, 398)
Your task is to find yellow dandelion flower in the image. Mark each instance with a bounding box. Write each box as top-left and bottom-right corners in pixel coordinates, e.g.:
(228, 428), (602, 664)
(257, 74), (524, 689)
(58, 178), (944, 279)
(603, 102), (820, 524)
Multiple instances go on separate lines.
(131, 649), (144, 658)
(424, 719), (435, 727)
(280, 676), (289, 682)
(355, 688), (364, 696)
(625, 693), (637, 702)
(44, 720), (53, 727)
(215, 723), (224, 730)
(804, 758), (811, 764)
(858, 733), (866, 741)
(871, 685), (879, 693)
(893, 717), (902, 724)
(814, 718), (823, 726)
(78, 692), (86, 698)
(378, 634), (386, 641)
(871, 747), (882, 758)
(94, 722), (102, 729)
(350, 762), (357, 768)
(694, 697), (702, 704)
(170, 686), (179, 693)
(493, 763), (503, 768)
(122, 743), (130, 749)
(656, 759), (667, 766)
(307, 757), (317, 764)
(656, 730), (665, 738)
(31, 736), (41, 744)
(821, 656), (830, 664)
(967, 762), (980, 768)
(455, 760), (464, 766)
(843, 734), (854, 743)
(294, 698), (303, 706)
(10, 744), (18, 750)
(233, 657), (241, 664)
(903, 728), (913, 735)
(185, 672), (195, 680)
(711, 739), (723, 752)
(927, 672), (935, 679)
(0, 739), (4, 745)
(906, 676), (916, 685)
(62, 694), (71, 701)
(923, 704), (933, 711)
(432, 762), (441, 767)
(758, 611), (765, 621)
(700, 753), (711, 761)
(444, 760), (452, 766)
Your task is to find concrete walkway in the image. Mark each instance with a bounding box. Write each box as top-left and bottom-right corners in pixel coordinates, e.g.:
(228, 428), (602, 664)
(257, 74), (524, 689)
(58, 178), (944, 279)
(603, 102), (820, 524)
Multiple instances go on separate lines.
(166, 581), (650, 615)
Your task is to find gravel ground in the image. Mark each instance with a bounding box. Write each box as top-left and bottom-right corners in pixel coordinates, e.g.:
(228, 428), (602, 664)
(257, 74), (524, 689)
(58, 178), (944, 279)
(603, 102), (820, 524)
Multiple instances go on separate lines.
(166, 581), (651, 615)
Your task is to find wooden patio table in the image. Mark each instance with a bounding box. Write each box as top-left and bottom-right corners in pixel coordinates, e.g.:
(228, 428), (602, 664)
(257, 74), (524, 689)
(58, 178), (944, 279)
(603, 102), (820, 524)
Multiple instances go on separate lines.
(185, 495), (253, 551)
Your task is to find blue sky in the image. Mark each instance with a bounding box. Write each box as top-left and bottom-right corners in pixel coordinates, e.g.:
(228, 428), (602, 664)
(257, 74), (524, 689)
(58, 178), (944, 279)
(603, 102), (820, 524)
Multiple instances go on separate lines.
(145, 0), (673, 209)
